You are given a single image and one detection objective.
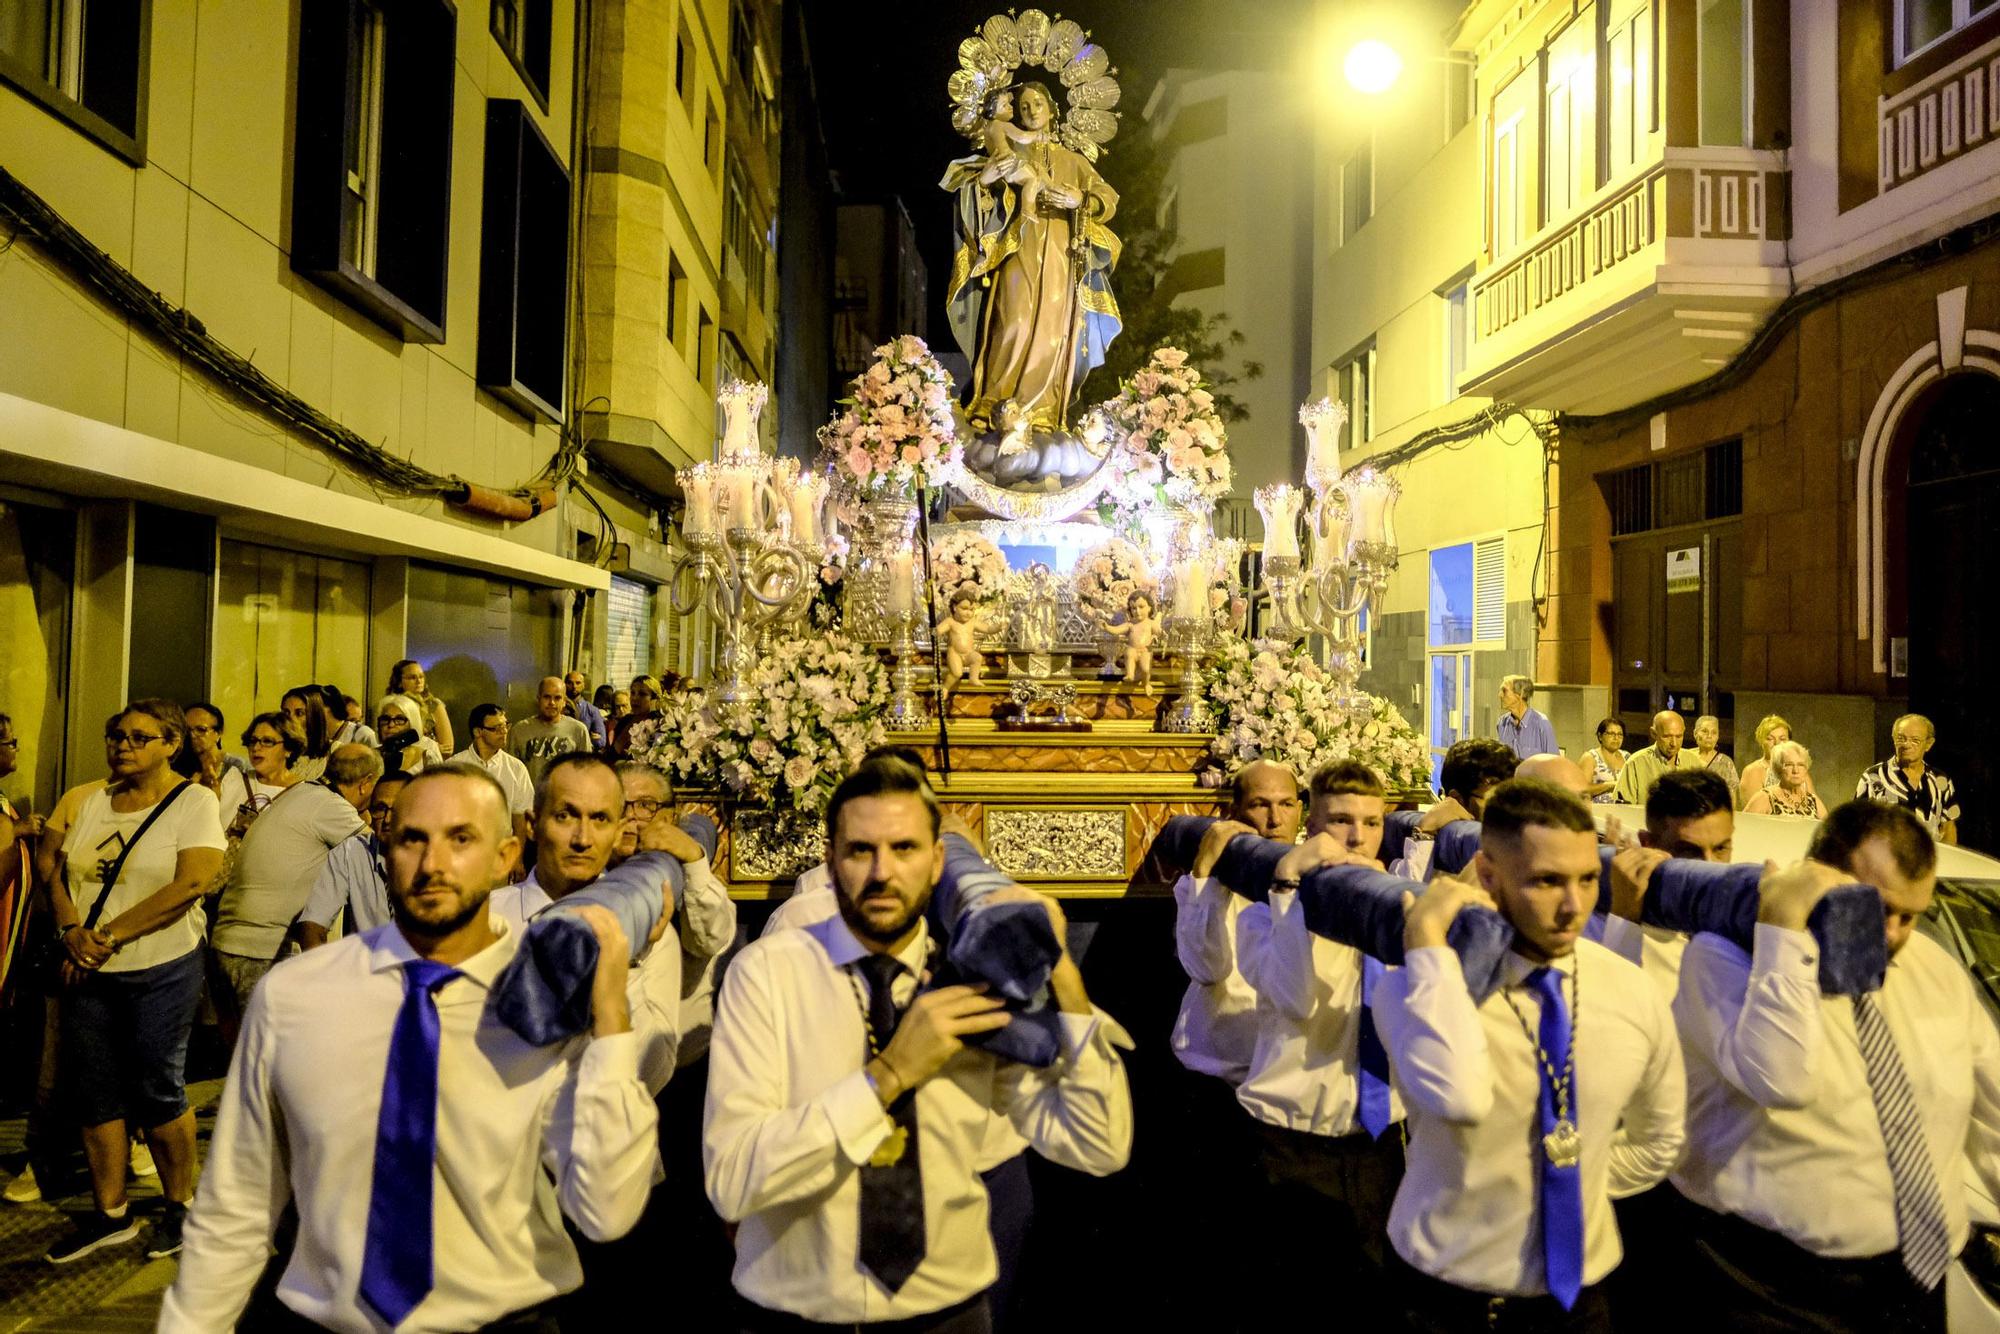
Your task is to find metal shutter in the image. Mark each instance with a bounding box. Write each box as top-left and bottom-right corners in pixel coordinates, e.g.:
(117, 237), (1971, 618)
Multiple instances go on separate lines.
(1473, 536), (1506, 643)
(604, 576), (654, 685)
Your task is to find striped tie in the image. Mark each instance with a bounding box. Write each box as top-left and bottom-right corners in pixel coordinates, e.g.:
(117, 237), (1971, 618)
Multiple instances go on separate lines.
(1852, 993), (1953, 1290)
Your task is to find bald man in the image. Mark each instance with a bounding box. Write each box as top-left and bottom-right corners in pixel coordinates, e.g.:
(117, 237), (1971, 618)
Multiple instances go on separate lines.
(1612, 711), (1700, 805)
(1516, 753), (1589, 797)
(508, 677), (593, 786)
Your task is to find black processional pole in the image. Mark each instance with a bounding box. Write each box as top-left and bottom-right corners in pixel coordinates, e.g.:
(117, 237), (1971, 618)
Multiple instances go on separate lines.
(914, 486), (952, 778)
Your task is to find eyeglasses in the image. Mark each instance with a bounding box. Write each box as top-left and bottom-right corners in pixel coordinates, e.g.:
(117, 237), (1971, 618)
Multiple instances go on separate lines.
(626, 798), (664, 818)
(481, 720), (510, 732)
(246, 735), (285, 749)
(104, 730), (164, 748)
(0, 736), (18, 748)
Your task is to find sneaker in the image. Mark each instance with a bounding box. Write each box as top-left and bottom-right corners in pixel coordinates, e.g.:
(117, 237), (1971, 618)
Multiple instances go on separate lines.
(145, 1204), (186, 1259)
(129, 1142), (158, 1179)
(45, 1211), (142, 1264)
(3, 1165), (40, 1204)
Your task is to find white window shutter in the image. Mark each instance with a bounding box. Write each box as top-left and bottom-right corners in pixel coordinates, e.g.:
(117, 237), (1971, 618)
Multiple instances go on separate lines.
(1473, 537), (1506, 642)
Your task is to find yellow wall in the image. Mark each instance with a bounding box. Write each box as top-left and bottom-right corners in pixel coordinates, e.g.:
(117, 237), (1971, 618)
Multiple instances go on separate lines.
(0, 0), (579, 554)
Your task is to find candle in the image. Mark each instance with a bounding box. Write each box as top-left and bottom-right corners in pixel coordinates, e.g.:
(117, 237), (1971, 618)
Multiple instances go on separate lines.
(1300, 397), (1348, 494)
(1170, 559), (1208, 620)
(1344, 470), (1399, 547)
(720, 466), (759, 531)
(1254, 483), (1303, 562)
(885, 550), (915, 617)
(1311, 491), (1352, 569)
(790, 474), (828, 545)
(682, 466), (714, 537)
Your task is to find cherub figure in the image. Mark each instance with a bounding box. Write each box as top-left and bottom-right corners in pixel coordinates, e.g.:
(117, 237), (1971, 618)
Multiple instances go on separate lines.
(976, 88), (1045, 220)
(937, 591), (1005, 696)
(1095, 589), (1161, 693)
(995, 399), (1034, 459)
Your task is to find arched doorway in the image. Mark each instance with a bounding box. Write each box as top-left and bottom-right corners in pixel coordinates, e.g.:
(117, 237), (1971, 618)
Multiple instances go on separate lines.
(1904, 372), (2000, 851)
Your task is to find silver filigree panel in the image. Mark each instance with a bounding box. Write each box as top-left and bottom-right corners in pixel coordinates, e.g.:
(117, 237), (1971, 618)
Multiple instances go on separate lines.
(985, 808), (1125, 879)
(730, 811), (828, 881)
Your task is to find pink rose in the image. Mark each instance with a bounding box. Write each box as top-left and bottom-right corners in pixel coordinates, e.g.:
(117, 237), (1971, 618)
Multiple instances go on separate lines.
(901, 444), (922, 465)
(1155, 347), (1189, 368)
(845, 447), (873, 477)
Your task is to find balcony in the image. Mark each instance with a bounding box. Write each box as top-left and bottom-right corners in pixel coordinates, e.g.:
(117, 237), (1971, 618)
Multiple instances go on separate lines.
(1461, 147), (1792, 415)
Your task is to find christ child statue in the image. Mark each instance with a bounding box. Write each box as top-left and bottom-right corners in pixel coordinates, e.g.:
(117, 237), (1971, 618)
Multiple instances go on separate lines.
(937, 592), (1003, 695)
(1099, 590), (1161, 693)
(977, 88), (1045, 219)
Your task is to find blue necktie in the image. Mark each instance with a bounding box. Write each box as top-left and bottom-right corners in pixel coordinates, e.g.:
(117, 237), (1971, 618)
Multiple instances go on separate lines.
(856, 954), (926, 1294)
(1528, 967), (1585, 1310)
(360, 959), (460, 1328)
(1356, 955), (1393, 1139)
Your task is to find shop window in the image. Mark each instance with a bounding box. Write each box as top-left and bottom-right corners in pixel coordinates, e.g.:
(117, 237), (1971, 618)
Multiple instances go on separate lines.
(478, 99), (571, 421)
(292, 0), (455, 342)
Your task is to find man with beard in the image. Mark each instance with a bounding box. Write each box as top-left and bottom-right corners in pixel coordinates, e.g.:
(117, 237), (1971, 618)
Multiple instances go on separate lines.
(1669, 801), (2000, 1331)
(706, 754), (1133, 1332)
(161, 763), (658, 1331)
(1377, 779), (1686, 1332)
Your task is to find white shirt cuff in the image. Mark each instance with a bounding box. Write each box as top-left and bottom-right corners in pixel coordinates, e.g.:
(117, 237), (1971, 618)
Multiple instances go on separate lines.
(1403, 944), (1461, 984)
(825, 1068), (894, 1165)
(1751, 922), (1820, 981)
(1269, 886), (1299, 917)
(579, 1030), (641, 1085)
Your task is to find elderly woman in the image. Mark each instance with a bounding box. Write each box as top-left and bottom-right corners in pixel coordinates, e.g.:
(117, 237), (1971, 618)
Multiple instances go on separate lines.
(45, 699), (223, 1261)
(386, 659), (454, 757)
(375, 693), (444, 776)
(216, 713), (303, 840)
(1579, 717), (1627, 803)
(1743, 740), (1826, 819)
(1692, 714), (1739, 802)
(1737, 714), (1794, 808)
(609, 675), (662, 758)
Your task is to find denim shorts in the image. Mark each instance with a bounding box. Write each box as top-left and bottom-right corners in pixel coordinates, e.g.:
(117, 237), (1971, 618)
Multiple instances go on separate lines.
(60, 946), (206, 1129)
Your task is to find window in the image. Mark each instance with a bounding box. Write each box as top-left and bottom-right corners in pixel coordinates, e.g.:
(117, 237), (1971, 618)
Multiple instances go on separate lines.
(1698, 0), (1748, 147)
(1491, 71), (1535, 257)
(490, 0), (551, 107)
(0, 0), (147, 161)
(1340, 138), (1373, 240)
(724, 159), (769, 310)
(704, 97), (721, 174)
(604, 576), (654, 685)
(1898, 0), (2000, 63)
(731, 1), (758, 87)
(1443, 282), (1470, 399)
(675, 15), (695, 112)
(1543, 12), (1596, 222)
(667, 250), (687, 351)
(477, 99), (571, 420)
(1604, 5), (1653, 180)
(697, 306), (715, 386)
(293, 0), (455, 342)
(1429, 538), (1506, 648)
(1334, 348), (1374, 452)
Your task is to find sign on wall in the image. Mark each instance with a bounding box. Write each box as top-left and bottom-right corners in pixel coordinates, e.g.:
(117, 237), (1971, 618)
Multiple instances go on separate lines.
(1666, 545), (1701, 594)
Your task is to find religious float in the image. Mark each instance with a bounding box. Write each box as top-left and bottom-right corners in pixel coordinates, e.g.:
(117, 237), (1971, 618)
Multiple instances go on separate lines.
(633, 11), (1427, 898)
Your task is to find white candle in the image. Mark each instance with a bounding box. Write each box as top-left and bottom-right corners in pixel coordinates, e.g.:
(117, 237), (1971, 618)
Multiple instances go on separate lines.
(1171, 563), (1206, 620)
(721, 466), (758, 531)
(885, 550), (915, 616)
(1345, 471), (1398, 547)
(1254, 483), (1303, 562)
(1312, 492), (1352, 569)
(682, 467), (714, 537)
(1300, 397), (1347, 493)
(790, 475), (828, 545)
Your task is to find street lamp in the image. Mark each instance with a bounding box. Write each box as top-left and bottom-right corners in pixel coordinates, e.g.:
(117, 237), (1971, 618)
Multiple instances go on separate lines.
(1343, 39), (1404, 94)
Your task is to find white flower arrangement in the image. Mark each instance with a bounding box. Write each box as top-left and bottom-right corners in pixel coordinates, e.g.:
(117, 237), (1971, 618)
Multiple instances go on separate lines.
(629, 628), (892, 819)
(928, 530), (1010, 609)
(1103, 346), (1234, 511)
(1201, 634), (1430, 791)
(1071, 538), (1158, 626)
(817, 334), (963, 498)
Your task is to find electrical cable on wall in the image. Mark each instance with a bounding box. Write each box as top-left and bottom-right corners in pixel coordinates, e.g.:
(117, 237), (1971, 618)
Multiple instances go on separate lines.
(0, 164), (582, 520)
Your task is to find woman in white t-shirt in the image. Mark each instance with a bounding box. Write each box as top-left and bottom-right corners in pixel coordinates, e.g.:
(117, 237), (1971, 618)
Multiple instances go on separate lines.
(215, 713), (303, 842)
(47, 698), (223, 1263)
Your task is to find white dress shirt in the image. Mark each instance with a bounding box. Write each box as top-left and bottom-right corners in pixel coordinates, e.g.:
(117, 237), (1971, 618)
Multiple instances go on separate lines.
(446, 746), (534, 818)
(671, 853), (738, 1067)
(1233, 888), (1406, 1135)
(1672, 924), (2000, 1258)
(755, 873), (1027, 1172)
(705, 913), (1133, 1323)
(160, 922), (659, 1333)
(1171, 874), (1261, 1083)
(1587, 914), (1689, 1006)
(490, 870), (684, 1096)
(1375, 939), (1686, 1296)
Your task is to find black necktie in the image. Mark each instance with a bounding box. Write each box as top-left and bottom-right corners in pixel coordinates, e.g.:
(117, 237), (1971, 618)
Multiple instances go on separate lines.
(855, 953), (926, 1294)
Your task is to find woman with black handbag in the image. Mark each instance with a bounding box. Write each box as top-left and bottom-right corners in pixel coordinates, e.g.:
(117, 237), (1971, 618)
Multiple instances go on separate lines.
(42, 698), (223, 1266)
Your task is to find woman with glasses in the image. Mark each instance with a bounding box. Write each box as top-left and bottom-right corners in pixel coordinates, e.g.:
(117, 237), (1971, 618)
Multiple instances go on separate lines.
(608, 675), (663, 758)
(374, 694), (443, 777)
(385, 659), (454, 758)
(215, 715), (303, 842)
(178, 703), (249, 803)
(43, 699), (223, 1263)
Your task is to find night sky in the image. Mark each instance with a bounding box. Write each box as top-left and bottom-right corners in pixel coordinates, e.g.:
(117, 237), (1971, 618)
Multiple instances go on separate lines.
(801, 0), (1312, 339)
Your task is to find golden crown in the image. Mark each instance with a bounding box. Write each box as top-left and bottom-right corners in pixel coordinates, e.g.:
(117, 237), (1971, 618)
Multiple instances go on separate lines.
(946, 9), (1122, 160)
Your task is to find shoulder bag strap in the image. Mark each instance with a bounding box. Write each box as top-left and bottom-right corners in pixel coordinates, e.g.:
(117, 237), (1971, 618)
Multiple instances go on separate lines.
(81, 780), (195, 931)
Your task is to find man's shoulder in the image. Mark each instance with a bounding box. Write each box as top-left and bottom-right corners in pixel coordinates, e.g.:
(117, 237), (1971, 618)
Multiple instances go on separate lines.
(729, 923), (833, 982)
(261, 931), (376, 1004)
